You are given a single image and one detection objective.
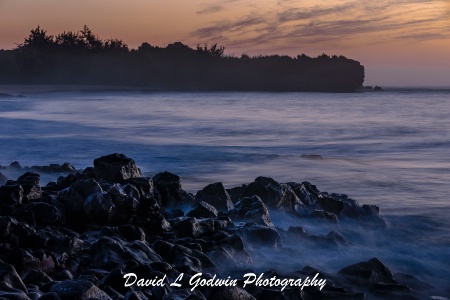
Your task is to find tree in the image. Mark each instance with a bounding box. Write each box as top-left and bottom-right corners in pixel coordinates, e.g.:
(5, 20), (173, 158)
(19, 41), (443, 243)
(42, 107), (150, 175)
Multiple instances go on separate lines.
(19, 26), (54, 49)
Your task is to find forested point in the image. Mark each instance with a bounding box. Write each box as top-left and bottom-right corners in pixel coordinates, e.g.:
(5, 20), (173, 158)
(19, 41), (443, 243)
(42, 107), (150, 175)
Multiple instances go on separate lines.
(0, 26), (365, 92)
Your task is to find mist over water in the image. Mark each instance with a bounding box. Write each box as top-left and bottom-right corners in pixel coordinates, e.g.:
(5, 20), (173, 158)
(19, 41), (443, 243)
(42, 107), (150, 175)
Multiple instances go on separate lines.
(1, 86), (450, 291)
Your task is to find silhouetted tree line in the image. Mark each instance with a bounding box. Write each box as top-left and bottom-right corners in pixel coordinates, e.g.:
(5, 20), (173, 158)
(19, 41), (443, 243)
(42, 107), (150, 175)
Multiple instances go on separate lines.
(0, 26), (365, 92)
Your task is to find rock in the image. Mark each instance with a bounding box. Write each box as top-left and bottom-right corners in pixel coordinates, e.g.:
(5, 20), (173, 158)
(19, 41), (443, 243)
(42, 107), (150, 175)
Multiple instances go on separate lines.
(125, 177), (154, 200)
(0, 185), (24, 207)
(287, 226), (309, 238)
(23, 270), (52, 286)
(83, 192), (114, 224)
(317, 195), (344, 215)
(195, 182), (234, 212)
(373, 86), (383, 91)
(162, 289), (206, 300)
(30, 202), (64, 225)
(286, 181), (320, 206)
(10, 161), (21, 169)
(1, 248), (40, 275)
(0, 262), (28, 294)
(50, 280), (111, 299)
(87, 236), (161, 271)
(187, 201), (218, 219)
(226, 185), (247, 204)
(226, 196), (273, 227)
(207, 286), (256, 300)
(32, 228), (84, 255)
(171, 217), (215, 238)
(228, 223), (282, 248)
(153, 172), (195, 208)
(15, 172), (42, 201)
(93, 153), (142, 183)
(0, 172), (7, 185)
(37, 292), (62, 300)
(61, 178), (103, 216)
(118, 224), (145, 242)
(240, 177), (302, 212)
(338, 258), (397, 284)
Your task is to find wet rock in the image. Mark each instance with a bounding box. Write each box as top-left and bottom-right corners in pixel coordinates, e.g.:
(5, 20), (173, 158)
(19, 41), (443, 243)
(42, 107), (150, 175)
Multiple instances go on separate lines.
(207, 286), (256, 300)
(37, 292), (62, 300)
(361, 204), (379, 216)
(14, 172), (42, 201)
(118, 224), (145, 242)
(0, 184), (24, 207)
(228, 223), (282, 248)
(87, 236), (161, 271)
(29, 163), (77, 174)
(0, 262), (28, 294)
(50, 280), (111, 299)
(153, 172), (195, 208)
(226, 184), (247, 204)
(1, 248), (40, 275)
(30, 202), (64, 225)
(187, 201), (218, 219)
(125, 177), (154, 200)
(98, 268), (129, 295)
(33, 228), (84, 255)
(171, 217), (215, 238)
(124, 291), (148, 300)
(162, 289), (206, 300)
(0, 217), (36, 248)
(310, 210), (338, 223)
(61, 178), (103, 216)
(23, 270), (52, 286)
(83, 192), (114, 224)
(226, 195), (273, 227)
(338, 258), (397, 284)
(94, 153), (142, 183)
(195, 182), (234, 212)
(286, 181), (320, 206)
(317, 195), (344, 215)
(240, 177), (302, 212)
(287, 226), (309, 238)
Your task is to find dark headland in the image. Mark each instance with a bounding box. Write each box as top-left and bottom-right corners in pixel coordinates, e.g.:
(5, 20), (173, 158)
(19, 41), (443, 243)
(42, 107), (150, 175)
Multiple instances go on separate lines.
(0, 26), (365, 92)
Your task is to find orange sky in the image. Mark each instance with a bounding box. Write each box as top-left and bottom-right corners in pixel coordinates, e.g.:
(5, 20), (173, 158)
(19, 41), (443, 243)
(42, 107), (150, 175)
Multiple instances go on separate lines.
(1, 0), (449, 86)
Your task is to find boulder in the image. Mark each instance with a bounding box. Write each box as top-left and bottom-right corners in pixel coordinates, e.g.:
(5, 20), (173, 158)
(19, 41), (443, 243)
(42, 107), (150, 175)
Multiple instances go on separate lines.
(187, 201), (218, 219)
(0, 262), (28, 293)
(93, 153), (142, 183)
(152, 172), (195, 208)
(0, 184), (24, 207)
(82, 192), (114, 224)
(15, 172), (42, 201)
(50, 280), (111, 299)
(240, 177), (302, 212)
(338, 258), (397, 284)
(286, 181), (320, 206)
(171, 217), (215, 238)
(195, 182), (234, 212)
(226, 196), (273, 227)
(228, 223), (282, 248)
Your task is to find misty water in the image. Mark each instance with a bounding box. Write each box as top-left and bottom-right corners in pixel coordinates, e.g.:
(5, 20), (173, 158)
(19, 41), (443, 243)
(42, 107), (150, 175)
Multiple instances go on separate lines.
(1, 86), (449, 292)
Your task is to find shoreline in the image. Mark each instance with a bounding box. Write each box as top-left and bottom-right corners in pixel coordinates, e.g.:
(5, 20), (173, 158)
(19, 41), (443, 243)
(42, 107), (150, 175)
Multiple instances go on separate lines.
(0, 153), (447, 299)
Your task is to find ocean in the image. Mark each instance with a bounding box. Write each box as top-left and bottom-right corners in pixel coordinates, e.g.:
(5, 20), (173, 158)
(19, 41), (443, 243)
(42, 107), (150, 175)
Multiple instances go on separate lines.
(1, 86), (449, 291)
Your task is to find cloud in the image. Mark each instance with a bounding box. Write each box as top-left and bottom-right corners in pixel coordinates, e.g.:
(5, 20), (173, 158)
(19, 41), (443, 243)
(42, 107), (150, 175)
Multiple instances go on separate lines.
(191, 0), (449, 53)
(196, 0), (242, 14)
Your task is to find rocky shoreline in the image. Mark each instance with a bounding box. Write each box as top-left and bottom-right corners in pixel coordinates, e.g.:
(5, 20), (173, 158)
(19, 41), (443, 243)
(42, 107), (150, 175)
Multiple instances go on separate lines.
(0, 154), (440, 299)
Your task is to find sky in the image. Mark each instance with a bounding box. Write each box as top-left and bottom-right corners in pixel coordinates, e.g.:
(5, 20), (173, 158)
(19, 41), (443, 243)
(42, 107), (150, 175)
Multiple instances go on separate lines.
(0, 0), (449, 87)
